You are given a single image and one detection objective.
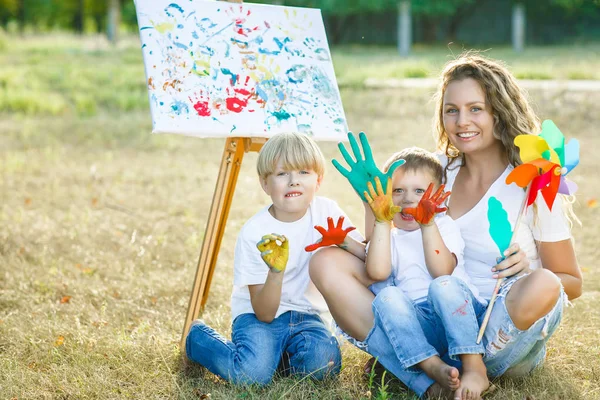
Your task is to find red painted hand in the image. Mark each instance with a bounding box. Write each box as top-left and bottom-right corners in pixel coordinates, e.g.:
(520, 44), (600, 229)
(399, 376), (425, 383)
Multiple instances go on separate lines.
(305, 216), (356, 252)
(403, 183), (450, 226)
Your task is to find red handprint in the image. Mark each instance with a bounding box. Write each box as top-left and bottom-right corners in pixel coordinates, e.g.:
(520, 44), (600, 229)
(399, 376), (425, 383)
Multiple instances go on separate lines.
(305, 216), (356, 252)
(402, 183), (451, 226)
(189, 90), (211, 117)
(225, 75), (256, 113)
(226, 5), (261, 49)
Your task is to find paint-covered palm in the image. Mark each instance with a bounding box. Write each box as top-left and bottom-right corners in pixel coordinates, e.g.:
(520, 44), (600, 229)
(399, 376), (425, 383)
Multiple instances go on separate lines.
(256, 233), (289, 273)
(332, 131), (405, 202)
(403, 183), (450, 226)
(305, 216), (356, 252)
(364, 177), (402, 222)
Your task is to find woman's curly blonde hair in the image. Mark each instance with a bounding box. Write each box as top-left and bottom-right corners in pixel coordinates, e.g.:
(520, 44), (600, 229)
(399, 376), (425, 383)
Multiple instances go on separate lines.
(433, 52), (580, 228)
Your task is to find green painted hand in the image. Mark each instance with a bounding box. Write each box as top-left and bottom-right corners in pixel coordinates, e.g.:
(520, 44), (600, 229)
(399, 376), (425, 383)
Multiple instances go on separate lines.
(332, 131), (405, 202)
(256, 233), (289, 273)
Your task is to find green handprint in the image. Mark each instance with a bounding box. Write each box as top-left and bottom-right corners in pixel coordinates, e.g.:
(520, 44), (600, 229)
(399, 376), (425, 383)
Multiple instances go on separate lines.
(332, 131), (405, 202)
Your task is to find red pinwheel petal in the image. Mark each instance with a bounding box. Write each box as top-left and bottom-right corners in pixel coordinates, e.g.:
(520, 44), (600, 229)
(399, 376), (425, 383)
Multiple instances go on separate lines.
(541, 167), (561, 211)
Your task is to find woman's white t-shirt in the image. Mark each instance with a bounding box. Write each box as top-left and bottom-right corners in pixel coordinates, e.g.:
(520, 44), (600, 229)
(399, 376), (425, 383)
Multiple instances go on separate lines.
(439, 155), (572, 300)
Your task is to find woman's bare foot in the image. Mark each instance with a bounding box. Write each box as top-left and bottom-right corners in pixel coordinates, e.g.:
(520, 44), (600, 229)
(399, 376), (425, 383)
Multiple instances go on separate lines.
(419, 356), (461, 392)
(454, 355), (489, 400)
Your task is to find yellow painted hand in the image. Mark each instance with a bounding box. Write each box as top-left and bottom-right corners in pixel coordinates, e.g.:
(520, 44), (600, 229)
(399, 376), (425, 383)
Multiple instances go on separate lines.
(256, 233), (289, 273)
(364, 176), (402, 222)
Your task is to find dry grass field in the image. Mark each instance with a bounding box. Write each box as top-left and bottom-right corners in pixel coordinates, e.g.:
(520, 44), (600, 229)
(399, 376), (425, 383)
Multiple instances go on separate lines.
(1, 34), (599, 399)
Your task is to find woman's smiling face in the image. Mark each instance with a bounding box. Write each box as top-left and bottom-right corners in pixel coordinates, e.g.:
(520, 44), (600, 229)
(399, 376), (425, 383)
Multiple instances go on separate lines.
(442, 78), (500, 156)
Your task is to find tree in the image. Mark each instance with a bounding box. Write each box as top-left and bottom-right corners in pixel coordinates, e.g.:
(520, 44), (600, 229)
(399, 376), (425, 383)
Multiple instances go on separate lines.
(107, 0), (120, 43)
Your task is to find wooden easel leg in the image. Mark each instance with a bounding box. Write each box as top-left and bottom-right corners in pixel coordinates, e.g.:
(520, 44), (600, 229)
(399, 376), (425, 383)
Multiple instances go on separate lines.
(180, 137), (247, 349)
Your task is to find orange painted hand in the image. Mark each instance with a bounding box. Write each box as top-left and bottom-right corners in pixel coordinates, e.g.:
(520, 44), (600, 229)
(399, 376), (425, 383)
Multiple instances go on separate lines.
(363, 176), (402, 222)
(256, 233), (289, 273)
(403, 183), (450, 226)
(305, 216), (356, 252)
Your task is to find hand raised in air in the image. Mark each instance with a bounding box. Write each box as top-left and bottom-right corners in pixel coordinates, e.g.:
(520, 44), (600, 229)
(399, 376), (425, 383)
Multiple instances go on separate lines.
(402, 183), (450, 226)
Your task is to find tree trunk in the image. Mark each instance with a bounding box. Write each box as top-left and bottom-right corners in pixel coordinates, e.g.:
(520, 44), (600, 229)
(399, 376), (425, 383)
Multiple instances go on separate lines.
(17, 0), (26, 33)
(397, 0), (411, 56)
(73, 0), (85, 34)
(107, 0), (120, 44)
(512, 3), (525, 52)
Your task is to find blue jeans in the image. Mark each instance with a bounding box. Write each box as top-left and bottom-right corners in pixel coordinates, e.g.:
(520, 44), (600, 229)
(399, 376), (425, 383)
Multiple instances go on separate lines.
(361, 286), (451, 398)
(358, 281), (483, 398)
(428, 276), (486, 360)
(429, 274), (565, 377)
(185, 311), (341, 385)
(479, 273), (565, 377)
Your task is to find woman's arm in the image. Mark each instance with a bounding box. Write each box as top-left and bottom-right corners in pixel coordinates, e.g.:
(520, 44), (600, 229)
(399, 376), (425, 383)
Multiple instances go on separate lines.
(538, 239), (582, 300)
(339, 235), (367, 261)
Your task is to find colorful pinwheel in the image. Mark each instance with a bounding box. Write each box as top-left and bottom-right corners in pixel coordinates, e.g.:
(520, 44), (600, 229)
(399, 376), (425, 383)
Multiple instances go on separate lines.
(506, 120), (579, 211)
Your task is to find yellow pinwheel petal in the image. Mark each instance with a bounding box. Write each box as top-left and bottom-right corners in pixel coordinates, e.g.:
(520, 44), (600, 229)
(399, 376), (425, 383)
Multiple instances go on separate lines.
(514, 135), (549, 163)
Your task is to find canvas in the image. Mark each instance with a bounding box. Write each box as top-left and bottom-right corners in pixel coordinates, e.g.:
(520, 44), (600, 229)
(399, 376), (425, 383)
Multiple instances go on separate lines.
(134, 0), (348, 140)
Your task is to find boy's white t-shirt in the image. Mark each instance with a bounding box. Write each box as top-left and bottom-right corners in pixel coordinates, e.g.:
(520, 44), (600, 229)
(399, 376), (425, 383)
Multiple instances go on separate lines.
(230, 196), (364, 321)
(369, 215), (483, 304)
(439, 155), (572, 300)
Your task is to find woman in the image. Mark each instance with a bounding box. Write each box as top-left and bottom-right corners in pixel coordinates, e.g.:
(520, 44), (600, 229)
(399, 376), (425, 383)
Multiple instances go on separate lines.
(309, 53), (582, 399)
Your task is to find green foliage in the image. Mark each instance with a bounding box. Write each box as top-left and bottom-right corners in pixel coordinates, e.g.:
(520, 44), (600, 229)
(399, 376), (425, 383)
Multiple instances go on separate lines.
(411, 0), (475, 16)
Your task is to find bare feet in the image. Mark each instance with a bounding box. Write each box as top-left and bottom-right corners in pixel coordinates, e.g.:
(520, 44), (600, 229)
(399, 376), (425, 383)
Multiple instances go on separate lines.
(453, 355), (489, 400)
(419, 356), (461, 392)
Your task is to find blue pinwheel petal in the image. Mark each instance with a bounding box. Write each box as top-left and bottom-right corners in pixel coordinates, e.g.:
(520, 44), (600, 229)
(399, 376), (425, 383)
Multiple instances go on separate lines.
(563, 138), (580, 174)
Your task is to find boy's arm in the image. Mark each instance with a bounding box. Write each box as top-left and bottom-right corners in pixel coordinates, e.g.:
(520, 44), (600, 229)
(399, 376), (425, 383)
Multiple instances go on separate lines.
(403, 183), (455, 278)
(364, 201), (376, 242)
(421, 222), (456, 278)
(248, 272), (285, 323)
(363, 177), (400, 281)
(365, 221), (393, 281)
(248, 233), (289, 323)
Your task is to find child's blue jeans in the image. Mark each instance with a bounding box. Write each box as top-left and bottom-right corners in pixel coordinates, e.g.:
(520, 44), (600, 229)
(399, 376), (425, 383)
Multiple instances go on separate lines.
(186, 311), (341, 385)
(361, 284), (475, 398)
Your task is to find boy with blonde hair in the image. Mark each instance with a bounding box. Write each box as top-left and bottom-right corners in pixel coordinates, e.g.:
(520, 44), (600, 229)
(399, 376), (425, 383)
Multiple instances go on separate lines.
(186, 132), (362, 385)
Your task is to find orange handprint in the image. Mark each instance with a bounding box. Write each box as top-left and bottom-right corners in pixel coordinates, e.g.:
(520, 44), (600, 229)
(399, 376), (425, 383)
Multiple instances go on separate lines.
(256, 233), (289, 273)
(305, 216), (356, 252)
(403, 183), (450, 226)
(364, 176), (402, 222)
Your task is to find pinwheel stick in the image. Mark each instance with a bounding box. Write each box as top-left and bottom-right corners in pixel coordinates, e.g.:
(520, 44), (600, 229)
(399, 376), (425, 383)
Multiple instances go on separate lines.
(476, 186), (530, 344)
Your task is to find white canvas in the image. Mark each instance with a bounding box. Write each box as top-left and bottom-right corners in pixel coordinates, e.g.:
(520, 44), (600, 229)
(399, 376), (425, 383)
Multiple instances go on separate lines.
(134, 0), (348, 140)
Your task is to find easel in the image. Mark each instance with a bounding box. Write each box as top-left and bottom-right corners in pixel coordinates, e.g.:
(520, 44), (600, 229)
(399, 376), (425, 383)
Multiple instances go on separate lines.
(180, 0), (266, 350)
(180, 136), (266, 349)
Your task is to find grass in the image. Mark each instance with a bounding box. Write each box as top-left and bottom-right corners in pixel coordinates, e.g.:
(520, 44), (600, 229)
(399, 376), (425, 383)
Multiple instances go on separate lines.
(1, 33), (600, 399)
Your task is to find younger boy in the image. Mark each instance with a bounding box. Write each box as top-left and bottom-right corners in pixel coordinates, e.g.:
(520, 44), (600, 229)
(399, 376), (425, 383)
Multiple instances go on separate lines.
(186, 132), (362, 385)
(341, 147), (488, 399)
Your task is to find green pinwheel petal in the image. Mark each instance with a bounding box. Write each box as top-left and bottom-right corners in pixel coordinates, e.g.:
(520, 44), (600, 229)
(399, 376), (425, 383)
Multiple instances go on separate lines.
(540, 120), (565, 166)
(487, 196), (513, 255)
